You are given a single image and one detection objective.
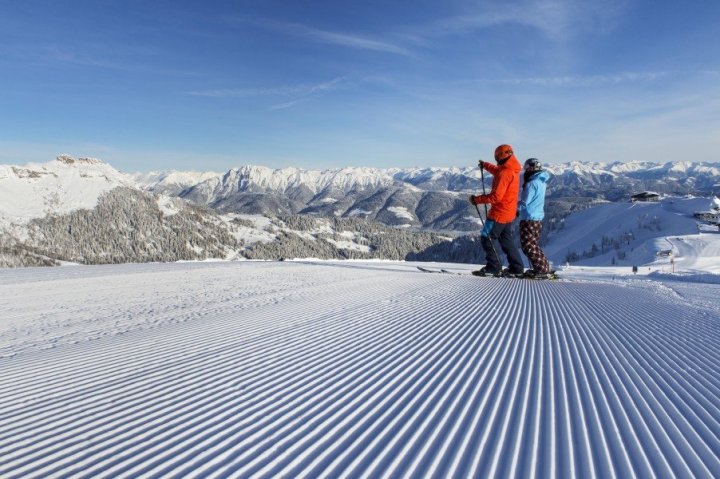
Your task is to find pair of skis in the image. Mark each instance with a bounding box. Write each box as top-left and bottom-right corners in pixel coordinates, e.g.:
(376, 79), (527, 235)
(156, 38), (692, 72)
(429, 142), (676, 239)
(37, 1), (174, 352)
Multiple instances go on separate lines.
(416, 266), (560, 280)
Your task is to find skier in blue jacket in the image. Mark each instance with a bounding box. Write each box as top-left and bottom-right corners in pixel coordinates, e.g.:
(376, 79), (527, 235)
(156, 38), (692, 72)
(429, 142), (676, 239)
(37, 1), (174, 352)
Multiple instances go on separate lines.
(518, 158), (552, 277)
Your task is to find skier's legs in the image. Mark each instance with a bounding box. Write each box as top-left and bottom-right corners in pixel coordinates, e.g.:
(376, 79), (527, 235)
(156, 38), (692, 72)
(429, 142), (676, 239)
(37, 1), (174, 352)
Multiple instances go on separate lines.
(520, 220), (551, 273)
(519, 220), (536, 258)
(497, 222), (524, 273)
(480, 220), (502, 273)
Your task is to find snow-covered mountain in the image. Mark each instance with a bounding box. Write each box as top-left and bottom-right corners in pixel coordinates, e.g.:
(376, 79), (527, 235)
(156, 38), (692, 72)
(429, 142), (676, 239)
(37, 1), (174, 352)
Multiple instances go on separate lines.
(136, 160), (720, 197)
(134, 161), (720, 230)
(0, 156), (447, 267)
(165, 165), (474, 231)
(543, 196), (717, 268)
(0, 155), (135, 224)
(409, 195), (720, 274)
(131, 170), (223, 196)
(2, 155), (719, 270)
(4, 156), (718, 232)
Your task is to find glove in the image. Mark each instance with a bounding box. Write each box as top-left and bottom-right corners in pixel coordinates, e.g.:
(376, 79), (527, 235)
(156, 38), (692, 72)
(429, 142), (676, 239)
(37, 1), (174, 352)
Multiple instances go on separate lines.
(469, 195), (482, 205)
(478, 160), (486, 170)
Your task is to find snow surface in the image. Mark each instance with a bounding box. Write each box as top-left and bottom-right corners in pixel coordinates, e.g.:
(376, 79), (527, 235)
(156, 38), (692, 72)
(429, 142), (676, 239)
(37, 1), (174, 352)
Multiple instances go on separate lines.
(0, 156), (135, 226)
(156, 195), (181, 216)
(1, 260), (719, 478)
(191, 165), (399, 199)
(387, 206), (415, 221)
(132, 170), (222, 193)
(545, 196), (720, 271)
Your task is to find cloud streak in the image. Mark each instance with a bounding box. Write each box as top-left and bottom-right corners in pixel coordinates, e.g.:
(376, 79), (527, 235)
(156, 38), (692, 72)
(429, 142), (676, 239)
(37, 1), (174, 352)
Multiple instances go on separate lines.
(225, 1), (630, 63)
(188, 76), (347, 98)
(486, 71), (672, 87)
(188, 77), (348, 111)
(0, 44), (196, 76)
(230, 16), (413, 57)
(288, 23), (413, 56)
(415, 0), (632, 41)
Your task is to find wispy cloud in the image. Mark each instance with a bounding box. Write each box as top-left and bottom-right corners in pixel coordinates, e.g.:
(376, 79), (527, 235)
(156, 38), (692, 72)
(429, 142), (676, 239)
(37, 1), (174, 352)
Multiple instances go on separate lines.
(224, 2), (630, 63)
(228, 16), (413, 57)
(486, 71), (672, 87)
(187, 86), (305, 98)
(0, 44), (129, 70)
(188, 76), (348, 111)
(288, 24), (413, 56)
(269, 98), (307, 111)
(416, 0), (632, 41)
(189, 76), (347, 98)
(0, 44), (196, 76)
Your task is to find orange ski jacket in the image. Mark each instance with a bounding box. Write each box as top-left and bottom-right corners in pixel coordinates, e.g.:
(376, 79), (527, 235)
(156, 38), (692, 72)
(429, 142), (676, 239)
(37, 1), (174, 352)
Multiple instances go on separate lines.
(473, 155), (522, 223)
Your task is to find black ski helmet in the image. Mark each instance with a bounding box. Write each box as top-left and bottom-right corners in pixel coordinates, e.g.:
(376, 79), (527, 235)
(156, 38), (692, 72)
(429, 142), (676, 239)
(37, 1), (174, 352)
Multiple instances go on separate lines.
(524, 158), (542, 171)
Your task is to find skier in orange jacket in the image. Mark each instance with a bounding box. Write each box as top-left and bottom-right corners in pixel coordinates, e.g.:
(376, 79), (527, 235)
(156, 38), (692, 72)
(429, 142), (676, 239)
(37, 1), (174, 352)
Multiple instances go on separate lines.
(469, 144), (525, 277)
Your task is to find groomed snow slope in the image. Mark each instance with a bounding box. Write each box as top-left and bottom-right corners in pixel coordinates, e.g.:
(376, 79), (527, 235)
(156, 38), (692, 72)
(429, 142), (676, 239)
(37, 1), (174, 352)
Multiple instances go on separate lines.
(1, 261), (719, 478)
(544, 196), (711, 267)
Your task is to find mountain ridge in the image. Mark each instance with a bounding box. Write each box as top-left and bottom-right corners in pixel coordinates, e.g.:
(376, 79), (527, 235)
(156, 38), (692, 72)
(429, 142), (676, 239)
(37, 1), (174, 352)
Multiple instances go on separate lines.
(133, 160), (720, 231)
(2, 155), (719, 269)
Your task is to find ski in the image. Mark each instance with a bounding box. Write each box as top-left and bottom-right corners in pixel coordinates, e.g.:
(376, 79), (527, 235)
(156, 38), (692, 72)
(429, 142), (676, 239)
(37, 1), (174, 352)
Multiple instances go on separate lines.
(416, 266), (463, 275)
(521, 270), (561, 280)
(523, 273), (560, 281)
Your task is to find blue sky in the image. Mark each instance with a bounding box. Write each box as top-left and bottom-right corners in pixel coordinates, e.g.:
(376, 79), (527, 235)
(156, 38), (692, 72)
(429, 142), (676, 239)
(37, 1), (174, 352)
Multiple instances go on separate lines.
(1, 0), (719, 171)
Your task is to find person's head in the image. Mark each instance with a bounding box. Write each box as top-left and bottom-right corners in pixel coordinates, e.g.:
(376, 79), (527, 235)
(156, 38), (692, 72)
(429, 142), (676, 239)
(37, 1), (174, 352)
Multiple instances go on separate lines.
(494, 144), (514, 165)
(523, 158), (543, 185)
(524, 158), (542, 172)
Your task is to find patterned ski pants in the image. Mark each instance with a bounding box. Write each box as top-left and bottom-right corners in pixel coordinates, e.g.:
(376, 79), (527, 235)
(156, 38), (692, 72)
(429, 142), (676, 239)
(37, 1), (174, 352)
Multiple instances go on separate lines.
(519, 220), (551, 274)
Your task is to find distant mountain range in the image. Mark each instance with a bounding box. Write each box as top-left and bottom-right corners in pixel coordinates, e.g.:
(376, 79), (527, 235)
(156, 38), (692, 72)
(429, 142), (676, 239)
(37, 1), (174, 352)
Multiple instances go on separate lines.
(1, 155), (719, 267)
(134, 160), (720, 231)
(0, 156), (444, 267)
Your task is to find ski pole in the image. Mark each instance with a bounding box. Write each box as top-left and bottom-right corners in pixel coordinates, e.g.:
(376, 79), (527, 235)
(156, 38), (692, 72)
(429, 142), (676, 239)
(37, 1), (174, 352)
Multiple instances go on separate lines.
(473, 203), (485, 227)
(474, 202), (500, 262)
(476, 165), (501, 266)
(480, 166), (489, 218)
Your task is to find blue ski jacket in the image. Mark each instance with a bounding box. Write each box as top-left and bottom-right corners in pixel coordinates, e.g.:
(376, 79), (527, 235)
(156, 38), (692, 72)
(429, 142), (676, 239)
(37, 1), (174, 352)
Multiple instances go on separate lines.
(518, 170), (550, 221)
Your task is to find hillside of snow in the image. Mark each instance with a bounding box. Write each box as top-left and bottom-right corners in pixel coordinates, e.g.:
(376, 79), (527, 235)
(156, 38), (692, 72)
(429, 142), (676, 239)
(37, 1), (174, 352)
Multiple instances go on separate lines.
(1, 260), (719, 477)
(131, 170), (223, 196)
(544, 196), (720, 270)
(0, 155), (135, 225)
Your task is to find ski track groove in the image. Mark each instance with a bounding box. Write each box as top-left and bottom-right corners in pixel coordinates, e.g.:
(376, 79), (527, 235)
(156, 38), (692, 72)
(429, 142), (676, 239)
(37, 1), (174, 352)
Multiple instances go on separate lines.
(236, 287), (490, 478)
(1, 262), (719, 478)
(166, 282), (484, 479)
(0, 276), (403, 441)
(560, 286), (717, 476)
(2, 278), (442, 476)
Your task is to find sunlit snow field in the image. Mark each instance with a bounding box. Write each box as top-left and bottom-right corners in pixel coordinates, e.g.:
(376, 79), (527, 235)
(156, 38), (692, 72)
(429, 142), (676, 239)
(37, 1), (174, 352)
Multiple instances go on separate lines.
(1, 258), (719, 478)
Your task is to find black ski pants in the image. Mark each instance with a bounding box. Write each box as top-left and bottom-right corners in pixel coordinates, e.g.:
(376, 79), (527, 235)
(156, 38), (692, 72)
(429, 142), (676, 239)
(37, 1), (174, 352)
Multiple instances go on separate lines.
(481, 219), (524, 274)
